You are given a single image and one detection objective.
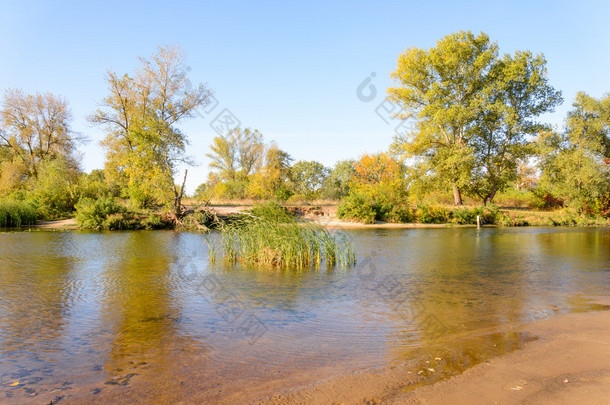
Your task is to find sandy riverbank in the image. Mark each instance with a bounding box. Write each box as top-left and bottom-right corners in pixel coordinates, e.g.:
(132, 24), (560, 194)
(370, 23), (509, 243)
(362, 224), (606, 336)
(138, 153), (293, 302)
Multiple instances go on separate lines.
(253, 298), (610, 405)
(31, 218), (78, 230)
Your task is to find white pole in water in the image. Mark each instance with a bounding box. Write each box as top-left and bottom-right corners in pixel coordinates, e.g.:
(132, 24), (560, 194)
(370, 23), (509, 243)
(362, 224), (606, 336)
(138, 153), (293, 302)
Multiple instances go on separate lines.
(476, 215), (481, 228)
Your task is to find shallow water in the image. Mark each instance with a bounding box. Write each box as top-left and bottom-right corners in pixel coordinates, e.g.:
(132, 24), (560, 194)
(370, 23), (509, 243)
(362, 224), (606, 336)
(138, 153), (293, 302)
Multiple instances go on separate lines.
(0, 227), (608, 403)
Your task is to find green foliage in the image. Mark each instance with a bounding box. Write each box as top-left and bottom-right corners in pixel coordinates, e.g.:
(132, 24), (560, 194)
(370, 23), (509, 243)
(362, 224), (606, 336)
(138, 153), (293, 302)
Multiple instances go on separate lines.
(481, 205), (501, 224)
(27, 157), (80, 219)
(193, 182), (211, 201)
(337, 191), (414, 224)
(141, 213), (171, 230)
(386, 203), (415, 223)
(415, 204), (451, 224)
(337, 192), (377, 224)
(207, 127), (265, 181)
(90, 45), (212, 209)
(451, 206), (483, 224)
(214, 179), (249, 200)
(530, 188), (565, 210)
(565, 92), (610, 159)
(592, 190), (610, 217)
(245, 144), (293, 200)
(0, 89), (80, 181)
(75, 197), (125, 230)
(497, 211), (529, 226)
(218, 215), (356, 270)
(538, 92), (610, 209)
(177, 210), (222, 231)
(338, 152), (412, 223)
(389, 30), (562, 205)
(288, 160), (330, 199)
(249, 201), (293, 222)
(77, 169), (116, 200)
(492, 188), (536, 208)
(321, 160), (355, 200)
(75, 197), (154, 230)
(205, 128), (292, 201)
(102, 212), (141, 230)
(273, 185), (293, 202)
(0, 199), (37, 227)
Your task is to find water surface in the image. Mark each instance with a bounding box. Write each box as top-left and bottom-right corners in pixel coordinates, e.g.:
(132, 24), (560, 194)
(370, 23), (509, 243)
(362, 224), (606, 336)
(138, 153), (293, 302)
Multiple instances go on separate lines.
(0, 227), (608, 403)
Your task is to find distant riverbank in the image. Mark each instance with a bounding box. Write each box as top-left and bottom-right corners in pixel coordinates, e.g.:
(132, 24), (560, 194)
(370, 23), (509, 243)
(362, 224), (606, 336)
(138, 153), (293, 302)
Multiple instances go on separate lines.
(25, 203), (610, 231)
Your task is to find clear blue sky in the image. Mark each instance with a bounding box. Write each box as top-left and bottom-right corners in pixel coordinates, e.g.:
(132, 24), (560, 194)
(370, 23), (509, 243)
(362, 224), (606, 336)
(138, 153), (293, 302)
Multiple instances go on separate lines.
(1, 0), (609, 192)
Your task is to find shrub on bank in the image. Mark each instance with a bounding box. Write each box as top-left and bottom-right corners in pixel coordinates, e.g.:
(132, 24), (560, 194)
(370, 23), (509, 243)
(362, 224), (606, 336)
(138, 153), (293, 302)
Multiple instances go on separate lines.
(337, 189), (414, 224)
(0, 199), (37, 227)
(416, 204), (451, 224)
(27, 158), (80, 220)
(385, 202), (415, 223)
(75, 197), (125, 230)
(337, 192), (378, 224)
(451, 206), (483, 224)
(141, 213), (172, 230)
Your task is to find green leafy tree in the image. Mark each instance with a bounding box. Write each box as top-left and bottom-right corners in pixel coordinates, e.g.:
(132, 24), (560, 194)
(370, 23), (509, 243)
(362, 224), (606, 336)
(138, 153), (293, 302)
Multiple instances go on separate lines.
(77, 169), (117, 201)
(288, 160), (329, 199)
(469, 51), (562, 204)
(388, 31), (496, 205)
(90, 45), (212, 217)
(388, 31), (561, 205)
(565, 92), (610, 158)
(538, 92), (610, 208)
(321, 160), (355, 200)
(27, 156), (80, 219)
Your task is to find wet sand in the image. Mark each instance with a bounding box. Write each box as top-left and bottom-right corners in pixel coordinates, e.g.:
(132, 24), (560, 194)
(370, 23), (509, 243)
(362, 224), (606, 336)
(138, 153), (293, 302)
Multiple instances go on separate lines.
(254, 299), (610, 405)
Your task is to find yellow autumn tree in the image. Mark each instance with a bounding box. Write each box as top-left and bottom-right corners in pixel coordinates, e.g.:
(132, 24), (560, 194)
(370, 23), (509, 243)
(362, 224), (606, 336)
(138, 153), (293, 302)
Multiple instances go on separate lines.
(90, 45), (213, 217)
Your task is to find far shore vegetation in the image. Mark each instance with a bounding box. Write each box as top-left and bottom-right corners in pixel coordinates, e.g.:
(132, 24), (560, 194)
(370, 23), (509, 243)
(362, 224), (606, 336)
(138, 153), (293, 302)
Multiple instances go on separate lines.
(1, 32), (609, 232)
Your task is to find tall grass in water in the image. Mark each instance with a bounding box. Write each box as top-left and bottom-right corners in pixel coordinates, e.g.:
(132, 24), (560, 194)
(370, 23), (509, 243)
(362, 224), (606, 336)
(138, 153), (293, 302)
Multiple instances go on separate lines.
(218, 215), (356, 270)
(0, 200), (37, 228)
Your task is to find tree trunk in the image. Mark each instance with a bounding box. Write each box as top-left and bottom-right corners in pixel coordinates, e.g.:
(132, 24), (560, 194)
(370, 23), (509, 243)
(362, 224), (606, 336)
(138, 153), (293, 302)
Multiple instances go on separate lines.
(452, 184), (463, 206)
(173, 169), (188, 220)
(485, 185), (498, 206)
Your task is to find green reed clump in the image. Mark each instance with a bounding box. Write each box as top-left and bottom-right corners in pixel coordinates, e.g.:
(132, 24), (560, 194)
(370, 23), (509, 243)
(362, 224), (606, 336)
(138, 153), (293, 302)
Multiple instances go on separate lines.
(248, 201), (294, 222)
(218, 215), (356, 270)
(0, 200), (38, 228)
(204, 234), (217, 264)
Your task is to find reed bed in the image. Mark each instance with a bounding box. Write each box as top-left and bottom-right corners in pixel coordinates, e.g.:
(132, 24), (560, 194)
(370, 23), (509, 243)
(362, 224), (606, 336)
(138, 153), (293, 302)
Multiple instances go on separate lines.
(0, 200), (37, 228)
(214, 215), (356, 270)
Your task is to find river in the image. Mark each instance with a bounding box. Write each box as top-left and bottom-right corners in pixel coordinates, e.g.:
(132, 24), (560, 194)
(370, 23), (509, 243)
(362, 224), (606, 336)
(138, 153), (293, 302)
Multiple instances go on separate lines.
(0, 227), (608, 403)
